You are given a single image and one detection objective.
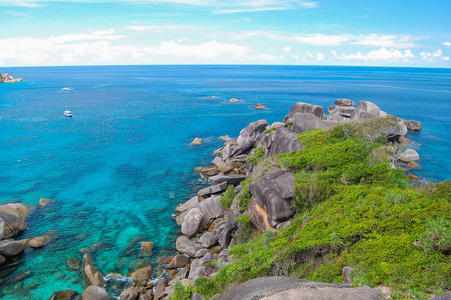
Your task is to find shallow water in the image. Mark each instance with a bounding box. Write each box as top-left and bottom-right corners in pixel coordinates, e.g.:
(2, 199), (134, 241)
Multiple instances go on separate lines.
(0, 65), (450, 299)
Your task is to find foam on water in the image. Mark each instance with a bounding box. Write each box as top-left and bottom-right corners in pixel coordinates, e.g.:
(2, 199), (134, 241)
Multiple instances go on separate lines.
(0, 65), (450, 299)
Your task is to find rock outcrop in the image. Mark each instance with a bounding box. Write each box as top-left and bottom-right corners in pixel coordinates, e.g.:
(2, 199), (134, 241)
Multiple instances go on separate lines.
(0, 73), (23, 83)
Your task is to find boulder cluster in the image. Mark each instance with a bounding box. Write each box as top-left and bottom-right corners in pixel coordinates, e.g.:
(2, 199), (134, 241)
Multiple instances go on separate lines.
(0, 73), (23, 83)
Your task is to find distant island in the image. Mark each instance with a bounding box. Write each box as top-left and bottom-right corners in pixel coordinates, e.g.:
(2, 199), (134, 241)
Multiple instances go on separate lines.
(0, 72), (23, 83)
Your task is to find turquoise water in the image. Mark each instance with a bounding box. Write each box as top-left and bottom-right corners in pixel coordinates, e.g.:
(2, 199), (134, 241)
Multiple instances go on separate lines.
(0, 65), (450, 299)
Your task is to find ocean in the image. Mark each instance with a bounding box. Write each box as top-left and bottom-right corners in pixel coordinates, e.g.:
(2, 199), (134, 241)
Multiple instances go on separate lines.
(0, 65), (450, 299)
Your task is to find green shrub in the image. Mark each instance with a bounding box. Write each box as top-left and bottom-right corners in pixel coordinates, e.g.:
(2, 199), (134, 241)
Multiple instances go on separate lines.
(414, 218), (451, 254)
(220, 185), (236, 209)
(237, 178), (252, 211)
(170, 282), (192, 300)
(248, 147), (265, 167)
(263, 127), (277, 134)
(234, 215), (254, 243)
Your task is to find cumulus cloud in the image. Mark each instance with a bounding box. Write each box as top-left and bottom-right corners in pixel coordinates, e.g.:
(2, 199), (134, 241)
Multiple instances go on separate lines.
(283, 46), (291, 52)
(444, 42), (451, 46)
(315, 52), (325, 61)
(331, 47), (415, 62)
(421, 49), (450, 62)
(0, 29), (301, 65)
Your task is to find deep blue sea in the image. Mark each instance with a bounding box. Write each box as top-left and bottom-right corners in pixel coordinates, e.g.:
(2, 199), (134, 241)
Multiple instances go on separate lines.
(0, 65), (450, 299)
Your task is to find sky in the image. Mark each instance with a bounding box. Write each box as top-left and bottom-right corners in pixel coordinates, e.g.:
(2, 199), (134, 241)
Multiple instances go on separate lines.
(0, 0), (450, 67)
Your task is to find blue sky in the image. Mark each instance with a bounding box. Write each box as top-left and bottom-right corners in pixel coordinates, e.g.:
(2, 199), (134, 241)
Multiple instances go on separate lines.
(1, 0), (450, 67)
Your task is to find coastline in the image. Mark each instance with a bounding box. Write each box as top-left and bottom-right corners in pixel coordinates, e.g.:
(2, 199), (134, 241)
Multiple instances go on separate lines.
(1, 65), (450, 299)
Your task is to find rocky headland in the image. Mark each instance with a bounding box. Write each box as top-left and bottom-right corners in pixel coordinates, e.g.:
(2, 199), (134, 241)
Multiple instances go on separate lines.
(1, 99), (449, 300)
(0, 73), (23, 83)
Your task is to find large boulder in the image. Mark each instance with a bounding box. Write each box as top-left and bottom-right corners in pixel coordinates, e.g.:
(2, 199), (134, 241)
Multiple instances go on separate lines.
(49, 290), (81, 300)
(267, 128), (302, 157)
(335, 99), (355, 107)
(198, 182), (227, 197)
(237, 120), (269, 144)
(0, 240), (24, 256)
(28, 232), (54, 248)
(231, 137), (257, 157)
(83, 254), (106, 287)
(198, 196), (227, 227)
(220, 277), (382, 300)
(0, 217), (4, 240)
(249, 171), (295, 224)
(119, 288), (138, 300)
(404, 120), (422, 131)
(399, 149), (420, 162)
(210, 174), (246, 186)
(0, 203), (29, 239)
(131, 266), (153, 282)
(176, 236), (202, 257)
(154, 278), (168, 299)
(247, 198), (274, 232)
(168, 254), (190, 269)
(351, 101), (385, 119)
(283, 102), (325, 122)
(176, 196), (199, 213)
(181, 207), (204, 237)
(290, 113), (333, 134)
(81, 286), (110, 300)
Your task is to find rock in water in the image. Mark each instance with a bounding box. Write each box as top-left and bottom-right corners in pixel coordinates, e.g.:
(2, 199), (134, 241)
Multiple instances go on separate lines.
(66, 257), (82, 272)
(399, 149), (420, 162)
(404, 120), (422, 131)
(229, 98), (240, 103)
(407, 161), (420, 169)
(81, 286), (109, 300)
(0, 203), (30, 239)
(140, 241), (154, 257)
(0, 240), (24, 256)
(49, 290), (81, 300)
(28, 233), (52, 248)
(254, 103), (266, 110)
(191, 138), (202, 145)
(131, 266), (153, 282)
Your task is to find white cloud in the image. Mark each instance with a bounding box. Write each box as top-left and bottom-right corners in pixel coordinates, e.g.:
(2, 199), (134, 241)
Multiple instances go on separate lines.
(289, 34), (352, 46)
(421, 49), (450, 62)
(291, 54), (300, 61)
(214, 6), (287, 14)
(315, 52), (325, 61)
(283, 46), (291, 52)
(444, 42), (451, 46)
(331, 47), (415, 62)
(353, 34), (420, 48)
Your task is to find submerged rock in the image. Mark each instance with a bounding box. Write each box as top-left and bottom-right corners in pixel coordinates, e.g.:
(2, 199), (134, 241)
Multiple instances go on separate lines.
(81, 286), (109, 300)
(49, 289), (81, 300)
(66, 257), (82, 272)
(191, 138), (203, 145)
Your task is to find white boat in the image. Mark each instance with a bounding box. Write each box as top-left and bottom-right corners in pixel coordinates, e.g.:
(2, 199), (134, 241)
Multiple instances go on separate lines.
(64, 111), (72, 117)
(61, 87), (74, 91)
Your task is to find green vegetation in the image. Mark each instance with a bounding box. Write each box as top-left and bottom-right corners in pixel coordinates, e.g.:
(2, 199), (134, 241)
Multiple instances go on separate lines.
(194, 118), (451, 300)
(233, 215), (254, 243)
(263, 127), (277, 134)
(248, 146), (265, 166)
(170, 282), (192, 300)
(237, 178), (252, 211)
(220, 185), (236, 209)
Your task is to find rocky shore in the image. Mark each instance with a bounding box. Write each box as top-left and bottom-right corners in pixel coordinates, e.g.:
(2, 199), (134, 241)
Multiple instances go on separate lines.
(0, 73), (23, 83)
(2, 99), (447, 300)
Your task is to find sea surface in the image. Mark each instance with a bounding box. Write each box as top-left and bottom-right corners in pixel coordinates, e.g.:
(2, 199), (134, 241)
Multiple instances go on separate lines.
(0, 65), (450, 299)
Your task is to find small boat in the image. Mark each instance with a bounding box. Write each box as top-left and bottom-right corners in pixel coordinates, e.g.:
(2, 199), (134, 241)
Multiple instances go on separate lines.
(64, 111), (72, 117)
(61, 87), (74, 91)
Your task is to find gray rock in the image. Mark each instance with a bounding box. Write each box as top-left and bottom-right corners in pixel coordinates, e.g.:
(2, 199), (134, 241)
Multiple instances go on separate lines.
(404, 120), (422, 131)
(0, 240), (24, 256)
(290, 113), (333, 134)
(198, 196), (226, 227)
(131, 266), (153, 282)
(154, 278), (168, 299)
(0, 217), (4, 240)
(0, 254), (5, 264)
(198, 182), (227, 197)
(195, 248), (208, 258)
(399, 149), (420, 162)
(220, 277), (382, 300)
(181, 208), (204, 237)
(276, 220), (291, 230)
(231, 137), (257, 157)
(249, 171), (295, 223)
(335, 98), (355, 107)
(283, 102), (325, 122)
(351, 101), (382, 119)
(218, 223), (234, 249)
(168, 254), (190, 269)
(176, 196), (199, 213)
(191, 292), (205, 300)
(119, 288), (138, 300)
(267, 127), (302, 157)
(237, 119), (269, 144)
(48, 289), (81, 300)
(247, 198), (273, 232)
(210, 174), (246, 186)
(199, 232), (219, 248)
(175, 210), (188, 226)
(176, 236), (202, 257)
(81, 286), (110, 300)
(350, 109), (377, 120)
(342, 266), (353, 283)
(222, 143), (232, 161)
(426, 294), (451, 300)
(271, 122), (285, 129)
(0, 203), (29, 239)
